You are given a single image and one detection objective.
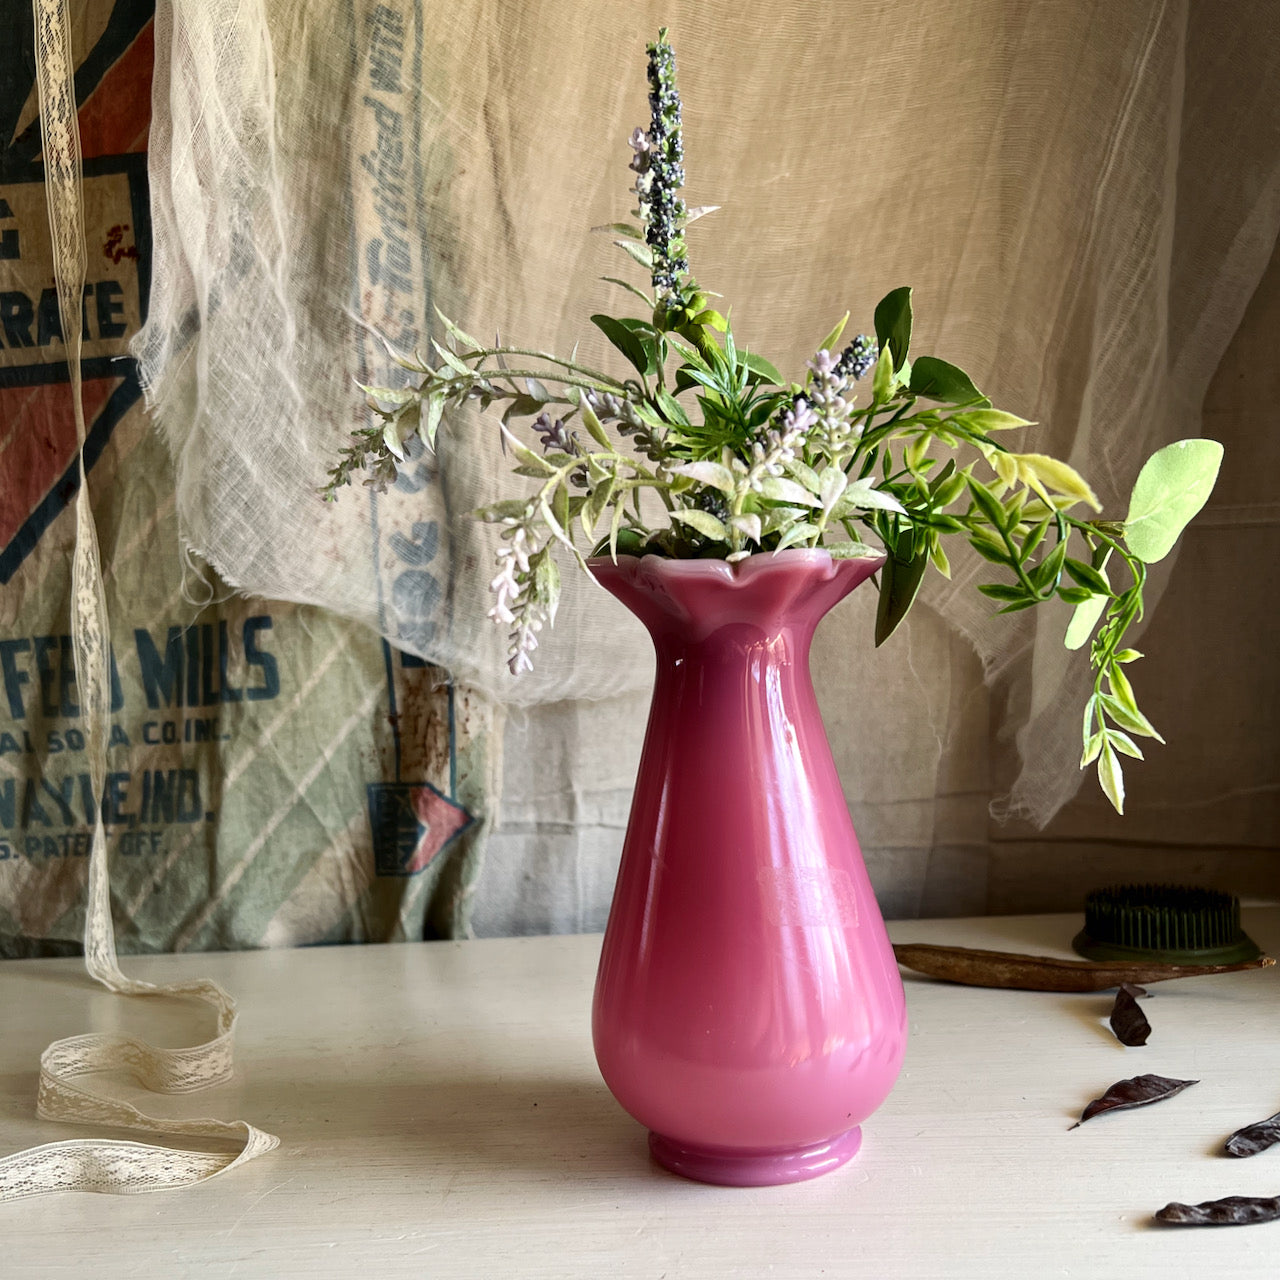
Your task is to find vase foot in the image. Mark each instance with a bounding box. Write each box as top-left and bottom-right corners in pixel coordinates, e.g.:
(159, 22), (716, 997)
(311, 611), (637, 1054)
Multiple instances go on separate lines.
(648, 1126), (862, 1186)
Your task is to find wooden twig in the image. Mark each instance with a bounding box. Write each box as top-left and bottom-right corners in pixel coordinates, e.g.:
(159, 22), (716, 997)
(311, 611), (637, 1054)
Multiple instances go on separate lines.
(892, 943), (1275, 992)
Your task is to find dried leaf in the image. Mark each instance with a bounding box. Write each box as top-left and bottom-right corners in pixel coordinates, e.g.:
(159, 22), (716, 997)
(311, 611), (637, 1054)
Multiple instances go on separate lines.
(1155, 1195), (1280, 1227)
(891, 943), (1274, 992)
(1109, 983), (1151, 1046)
(1071, 1074), (1198, 1128)
(1225, 1112), (1280, 1158)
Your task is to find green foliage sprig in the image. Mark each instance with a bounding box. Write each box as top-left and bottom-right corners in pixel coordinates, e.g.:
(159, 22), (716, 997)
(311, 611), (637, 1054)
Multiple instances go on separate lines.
(327, 30), (1223, 813)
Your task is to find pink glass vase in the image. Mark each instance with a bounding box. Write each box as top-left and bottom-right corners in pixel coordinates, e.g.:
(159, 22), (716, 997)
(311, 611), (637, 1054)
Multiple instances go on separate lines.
(588, 548), (908, 1186)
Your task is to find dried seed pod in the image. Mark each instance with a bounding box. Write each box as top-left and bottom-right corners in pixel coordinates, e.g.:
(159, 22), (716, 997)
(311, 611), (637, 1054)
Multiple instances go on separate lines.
(1071, 1074), (1198, 1128)
(1224, 1113), (1280, 1158)
(1156, 1195), (1280, 1227)
(891, 943), (1273, 992)
(1109, 982), (1151, 1046)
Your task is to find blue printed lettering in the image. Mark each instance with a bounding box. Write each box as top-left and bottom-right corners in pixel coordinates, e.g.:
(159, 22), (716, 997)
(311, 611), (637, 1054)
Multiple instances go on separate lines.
(136, 626), (184, 708)
(244, 616), (279, 701)
(0, 638), (30, 718)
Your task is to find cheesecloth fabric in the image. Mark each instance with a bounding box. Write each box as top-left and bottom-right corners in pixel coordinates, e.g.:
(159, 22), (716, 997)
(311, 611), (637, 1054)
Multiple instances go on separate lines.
(132, 0), (1280, 824)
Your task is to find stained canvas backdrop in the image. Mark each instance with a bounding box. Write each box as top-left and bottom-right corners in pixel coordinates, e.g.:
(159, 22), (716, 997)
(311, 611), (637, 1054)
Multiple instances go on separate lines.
(133, 0), (1280, 929)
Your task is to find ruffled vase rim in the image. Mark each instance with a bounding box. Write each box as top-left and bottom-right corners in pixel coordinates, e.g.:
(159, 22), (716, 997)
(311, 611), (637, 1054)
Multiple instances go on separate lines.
(585, 546), (888, 588)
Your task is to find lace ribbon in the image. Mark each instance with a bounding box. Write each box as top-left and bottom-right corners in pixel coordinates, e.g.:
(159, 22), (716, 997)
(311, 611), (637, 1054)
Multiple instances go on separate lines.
(0, 0), (278, 1201)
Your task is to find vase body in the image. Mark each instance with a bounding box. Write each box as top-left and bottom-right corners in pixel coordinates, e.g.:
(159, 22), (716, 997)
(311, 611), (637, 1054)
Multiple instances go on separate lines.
(589, 549), (908, 1186)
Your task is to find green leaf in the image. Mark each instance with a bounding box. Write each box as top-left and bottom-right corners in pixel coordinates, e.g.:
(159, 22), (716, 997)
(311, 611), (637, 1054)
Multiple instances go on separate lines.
(591, 222), (644, 238)
(616, 316), (658, 336)
(1064, 593), (1108, 650)
(670, 461), (736, 494)
(574, 390), (612, 448)
(833, 479), (907, 517)
(655, 387), (691, 427)
(1105, 728), (1144, 760)
(1097, 744), (1125, 815)
(1016, 454), (1101, 511)
(431, 339), (472, 377)
(1057, 586), (1094, 605)
(872, 345), (895, 402)
(761, 506), (806, 535)
(1059, 558), (1111, 596)
(977, 582), (1028, 603)
(433, 307), (482, 354)
(1020, 518), (1050, 559)
(600, 275), (655, 307)
(1098, 693), (1165, 743)
(931, 470), (969, 509)
(608, 498), (627, 559)
(1031, 539), (1068, 592)
(590, 314), (653, 377)
(909, 356), (986, 406)
(977, 583), (1029, 601)
(473, 498), (531, 523)
(358, 382), (418, 406)
(539, 492), (572, 553)
(873, 287), (913, 371)
(1107, 663), (1139, 715)
(722, 327), (738, 385)
(740, 351), (784, 385)
(1083, 693), (1098, 741)
(671, 508), (729, 541)
(678, 365), (726, 396)
(614, 239), (654, 270)
(818, 466), (848, 514)
(929, 539), (951, 578)
(1123, 438), (1224, 563)
(501, 425), (555, 474)
(954, 408), (1034, 433)
(758, 476), (821, 507)
(682, 204), (721, 225)
(666, 334), (710, 371)
(502, 394), (548, 424)
(419, 393), (445, 450)
(818, 312), (850, 355)
(967, 533), (1009, 565)
(553, 482), (571, 539)
(690, 308), (729, 332)
(534, 552), (562, 624)
(774, 521), (821, 551)
(874, 548), (929, 646)
(967, 477), (1011, 532)
(1080, 732), (1104, 768)
(826, 540), (881, 560)
(786, 459), (822, 494)
(582, 477), (614, 538)
(1002, 488), (1028, 527)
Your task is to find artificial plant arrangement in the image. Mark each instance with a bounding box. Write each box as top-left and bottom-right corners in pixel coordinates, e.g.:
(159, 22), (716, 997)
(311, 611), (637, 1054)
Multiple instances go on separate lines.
(326, 29), (1221, 816)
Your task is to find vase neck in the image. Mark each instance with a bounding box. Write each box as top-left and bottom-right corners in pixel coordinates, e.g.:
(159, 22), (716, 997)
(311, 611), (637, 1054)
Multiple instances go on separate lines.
(589, 551), (884, 659)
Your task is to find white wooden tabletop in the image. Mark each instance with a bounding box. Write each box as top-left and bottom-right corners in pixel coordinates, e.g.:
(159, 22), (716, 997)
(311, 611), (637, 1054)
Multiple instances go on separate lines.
(2, 908), (1278, 1278)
